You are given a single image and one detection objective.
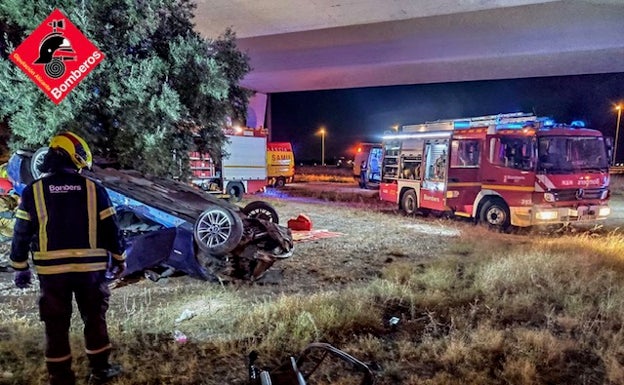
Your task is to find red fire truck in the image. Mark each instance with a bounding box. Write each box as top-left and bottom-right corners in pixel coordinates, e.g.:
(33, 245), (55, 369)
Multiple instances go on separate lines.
(379, 112), (611, 229)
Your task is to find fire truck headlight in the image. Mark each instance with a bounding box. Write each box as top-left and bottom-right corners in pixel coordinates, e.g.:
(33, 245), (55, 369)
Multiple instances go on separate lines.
(543, 192), (555, 203)
(536, 210), (558, 221)
(599, 207), (611, 217)
(601, 190), (609, 200)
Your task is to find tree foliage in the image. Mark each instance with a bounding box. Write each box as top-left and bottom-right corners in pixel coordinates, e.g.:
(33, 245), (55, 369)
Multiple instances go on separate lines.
(0, 0), (252, 177)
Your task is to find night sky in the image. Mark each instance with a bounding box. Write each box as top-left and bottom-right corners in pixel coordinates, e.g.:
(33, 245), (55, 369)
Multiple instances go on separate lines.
(269, 72), (624, 164)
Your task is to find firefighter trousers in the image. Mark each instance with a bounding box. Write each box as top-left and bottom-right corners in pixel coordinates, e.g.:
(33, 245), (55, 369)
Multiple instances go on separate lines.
(38, 271), (112, 384)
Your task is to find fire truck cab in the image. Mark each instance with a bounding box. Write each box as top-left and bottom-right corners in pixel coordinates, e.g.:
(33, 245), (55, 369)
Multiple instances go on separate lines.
(379, 112), (611, 229)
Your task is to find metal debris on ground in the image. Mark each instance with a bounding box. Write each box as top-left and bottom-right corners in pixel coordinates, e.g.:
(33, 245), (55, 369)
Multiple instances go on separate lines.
(248, 342), (376, 385)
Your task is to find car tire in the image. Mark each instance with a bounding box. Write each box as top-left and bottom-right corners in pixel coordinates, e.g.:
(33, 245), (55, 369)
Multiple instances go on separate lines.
(242, 200), (279, 223)
(31, 147), (49, 180)
(193, 204), (243, 255)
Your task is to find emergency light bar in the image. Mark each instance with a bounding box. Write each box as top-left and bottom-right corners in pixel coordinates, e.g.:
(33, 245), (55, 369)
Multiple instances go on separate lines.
(542, 119), (555, 127)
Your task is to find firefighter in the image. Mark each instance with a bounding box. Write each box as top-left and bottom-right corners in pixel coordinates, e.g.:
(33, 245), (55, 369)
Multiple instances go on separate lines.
(9, 132), (126, 385)
(359, 160), (368, 188)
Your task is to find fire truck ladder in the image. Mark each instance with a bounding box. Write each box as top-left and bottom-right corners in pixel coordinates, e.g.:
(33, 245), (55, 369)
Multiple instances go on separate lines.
(426, 112), (539, 129)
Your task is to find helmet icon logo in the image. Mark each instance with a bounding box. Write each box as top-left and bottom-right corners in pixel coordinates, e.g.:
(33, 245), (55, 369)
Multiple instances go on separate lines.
(9, 8), (105, 104)
(33, 19), (76, 79)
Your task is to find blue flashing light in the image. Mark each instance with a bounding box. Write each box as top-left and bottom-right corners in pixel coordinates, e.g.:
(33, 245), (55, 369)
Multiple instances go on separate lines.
(453, 120), (470, 129)
(570, 120), (585, 128)
(542, 119), (555, 127)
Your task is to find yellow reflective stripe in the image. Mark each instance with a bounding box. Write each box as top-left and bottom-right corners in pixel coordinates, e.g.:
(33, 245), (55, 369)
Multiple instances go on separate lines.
(86, 180), (97, 249)
(85, 343), (112, 355)
(447, 182), (482, 187)
(111, 252), (126, 262)
(33, 248), (109, 260)
(15, 209), (30, 221)
(45, 354), (72, 363)
(10, 260), (28, 269)
(99, 206), (116, 220)
(35, 262), (108, 275)
(482, 184), (534, 192)
(33, 182), (48, 252)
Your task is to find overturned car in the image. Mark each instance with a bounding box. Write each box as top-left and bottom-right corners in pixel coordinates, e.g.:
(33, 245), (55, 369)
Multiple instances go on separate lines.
(7, 149), (294, 283)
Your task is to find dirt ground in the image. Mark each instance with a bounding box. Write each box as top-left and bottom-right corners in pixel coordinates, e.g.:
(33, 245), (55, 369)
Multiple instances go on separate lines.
(2, 185), (623, 298)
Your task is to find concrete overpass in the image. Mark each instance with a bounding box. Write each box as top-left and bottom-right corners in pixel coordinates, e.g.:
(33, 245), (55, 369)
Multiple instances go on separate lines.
(194, 0), (624, 94)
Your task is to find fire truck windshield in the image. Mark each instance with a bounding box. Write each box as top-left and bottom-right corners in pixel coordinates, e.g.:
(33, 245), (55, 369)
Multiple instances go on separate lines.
(538, 136), (608, 174)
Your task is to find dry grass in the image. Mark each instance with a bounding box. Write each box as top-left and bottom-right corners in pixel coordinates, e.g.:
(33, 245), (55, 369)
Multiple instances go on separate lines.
(2, 194), (624, 384)
(294, 166), (355, 184)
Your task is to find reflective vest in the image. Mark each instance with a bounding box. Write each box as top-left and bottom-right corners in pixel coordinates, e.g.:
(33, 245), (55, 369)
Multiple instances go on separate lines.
(10, 170), (124, 274)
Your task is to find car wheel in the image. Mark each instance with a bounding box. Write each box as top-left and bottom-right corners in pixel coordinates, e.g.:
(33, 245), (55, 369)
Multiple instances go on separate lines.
(31, 147), (49, 179)
(242, 200), (279, 223)
(401, 190), (418, 215)
(193, 204), (243, 255)
(480, 198), (511, 231)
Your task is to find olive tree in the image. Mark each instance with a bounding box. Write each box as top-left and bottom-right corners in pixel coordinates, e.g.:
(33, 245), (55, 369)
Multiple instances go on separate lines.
(0, 0), (252, 177)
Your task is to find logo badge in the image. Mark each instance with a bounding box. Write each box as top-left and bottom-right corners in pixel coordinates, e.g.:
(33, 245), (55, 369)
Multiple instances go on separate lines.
(575, 188), (584, 200)
(9, 9), (105, 104)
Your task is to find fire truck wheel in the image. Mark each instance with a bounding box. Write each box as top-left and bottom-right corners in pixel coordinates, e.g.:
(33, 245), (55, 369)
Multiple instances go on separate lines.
(193, 205), (243, 256)
(275, 177), (286, 188)
(400, 190), (418, 215)
(480, 199), (511, 230)
(226, 182), (245, 202)
(242, 201), (279, 223)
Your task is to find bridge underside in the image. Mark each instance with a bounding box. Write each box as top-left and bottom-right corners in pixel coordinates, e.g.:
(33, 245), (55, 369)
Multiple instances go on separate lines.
(194, 0), (624, 94)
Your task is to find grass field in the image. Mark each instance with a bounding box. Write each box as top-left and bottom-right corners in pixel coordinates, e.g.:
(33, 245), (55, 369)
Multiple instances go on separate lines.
(2, 178), (624, 384)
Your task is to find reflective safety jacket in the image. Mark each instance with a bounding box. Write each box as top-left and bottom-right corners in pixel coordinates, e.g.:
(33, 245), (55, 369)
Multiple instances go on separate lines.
(10, 170), (124, 275)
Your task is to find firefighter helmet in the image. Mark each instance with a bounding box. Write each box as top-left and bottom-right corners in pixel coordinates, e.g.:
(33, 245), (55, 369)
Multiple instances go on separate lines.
(49, 132), (93, 170)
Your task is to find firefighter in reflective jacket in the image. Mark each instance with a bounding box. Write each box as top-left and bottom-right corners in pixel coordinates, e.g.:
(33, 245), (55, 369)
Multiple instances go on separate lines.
(9, 132), (126, 385)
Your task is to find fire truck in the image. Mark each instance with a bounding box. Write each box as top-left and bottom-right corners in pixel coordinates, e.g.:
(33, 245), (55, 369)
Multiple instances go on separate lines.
(189, 127), (267, 201)
(379, 112), (611, 229)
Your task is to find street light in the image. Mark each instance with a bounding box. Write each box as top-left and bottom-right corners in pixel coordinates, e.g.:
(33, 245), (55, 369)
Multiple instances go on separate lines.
(614, 105), (622, 165)
(318, 127), (326, 166)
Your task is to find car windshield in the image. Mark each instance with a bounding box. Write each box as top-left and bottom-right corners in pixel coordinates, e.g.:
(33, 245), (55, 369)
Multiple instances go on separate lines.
(538, 136), (608, 174)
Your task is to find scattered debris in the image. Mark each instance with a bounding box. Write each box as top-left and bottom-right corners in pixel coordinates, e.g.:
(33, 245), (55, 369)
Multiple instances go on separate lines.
(173, 330), (187, 344)
(291, 230), (345, 243)
(287, 214), (313, 231)
(175, 309), (197, 323)
(248, 342), (376, 385)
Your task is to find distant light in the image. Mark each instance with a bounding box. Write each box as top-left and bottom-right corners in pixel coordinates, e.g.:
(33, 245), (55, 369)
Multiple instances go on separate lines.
(234, 125), (243, 133)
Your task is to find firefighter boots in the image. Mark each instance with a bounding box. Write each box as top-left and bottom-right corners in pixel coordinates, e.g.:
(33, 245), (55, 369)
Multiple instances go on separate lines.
(88, 363), (122, 384)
